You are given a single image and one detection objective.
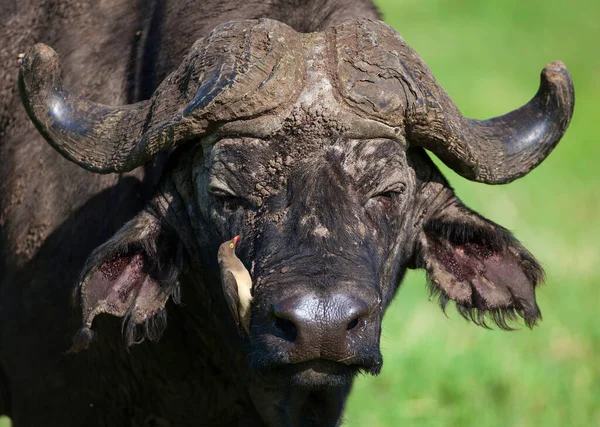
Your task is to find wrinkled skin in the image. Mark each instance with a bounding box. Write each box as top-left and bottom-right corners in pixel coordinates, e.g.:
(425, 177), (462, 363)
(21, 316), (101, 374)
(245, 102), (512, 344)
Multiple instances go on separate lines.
(0, 0), (565, 426)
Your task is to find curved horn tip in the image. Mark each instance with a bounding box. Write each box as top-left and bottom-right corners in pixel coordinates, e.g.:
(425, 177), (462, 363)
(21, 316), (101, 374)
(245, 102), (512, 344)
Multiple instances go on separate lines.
(20, 43), (62, 93)
(21, 43), (59, 74)
(542, 60), (568, 77)
(541, 61), (574, 94)
(408, 59), (574, 185)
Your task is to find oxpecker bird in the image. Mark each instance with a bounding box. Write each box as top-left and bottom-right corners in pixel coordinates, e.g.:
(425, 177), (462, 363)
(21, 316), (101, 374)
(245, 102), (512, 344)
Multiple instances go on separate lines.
(218, 235), (253, 336)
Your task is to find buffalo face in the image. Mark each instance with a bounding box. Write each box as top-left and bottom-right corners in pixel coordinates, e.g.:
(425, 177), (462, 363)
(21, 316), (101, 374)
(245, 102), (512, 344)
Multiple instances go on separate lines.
(183, 134), (543, 387)
(19, 18), (571, 390)
(201, 138), (413, 386)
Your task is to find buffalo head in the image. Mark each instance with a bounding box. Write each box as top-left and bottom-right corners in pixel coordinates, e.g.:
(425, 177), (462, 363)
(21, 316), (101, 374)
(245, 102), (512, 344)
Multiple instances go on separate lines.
(19, 18), (574, 388)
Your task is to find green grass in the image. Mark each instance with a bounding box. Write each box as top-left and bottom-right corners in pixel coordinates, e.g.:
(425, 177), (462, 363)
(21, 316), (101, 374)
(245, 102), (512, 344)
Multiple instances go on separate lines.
(345, 0), (600, 426)
(2, 2), (597, 427)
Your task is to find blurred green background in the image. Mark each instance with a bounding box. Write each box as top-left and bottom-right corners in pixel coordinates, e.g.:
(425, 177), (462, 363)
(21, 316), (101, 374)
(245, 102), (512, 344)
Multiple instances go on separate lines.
(344, 0), (600, 426)
(1, 1), (597, 426)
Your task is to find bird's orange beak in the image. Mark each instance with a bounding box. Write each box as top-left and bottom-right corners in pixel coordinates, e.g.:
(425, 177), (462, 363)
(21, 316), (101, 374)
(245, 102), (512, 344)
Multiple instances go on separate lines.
(233, 235), (240, 246)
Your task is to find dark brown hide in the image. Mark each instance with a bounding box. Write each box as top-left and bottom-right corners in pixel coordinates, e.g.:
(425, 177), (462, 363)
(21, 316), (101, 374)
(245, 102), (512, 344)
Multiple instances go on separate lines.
(0, 1), (572, 426)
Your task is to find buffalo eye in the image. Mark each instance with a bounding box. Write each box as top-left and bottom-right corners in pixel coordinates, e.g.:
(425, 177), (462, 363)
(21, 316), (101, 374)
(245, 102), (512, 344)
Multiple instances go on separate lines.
(372, 192), (394, 209)
(221, 195), (245, 212)
(369, 183), (406, 209)
(373, 191), (395, 208)
(208, 185), (246, 212)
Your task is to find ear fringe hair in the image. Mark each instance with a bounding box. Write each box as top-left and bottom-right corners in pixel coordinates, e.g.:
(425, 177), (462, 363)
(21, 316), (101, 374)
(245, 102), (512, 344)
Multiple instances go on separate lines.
(122, 233), (184, 347)
(121, 235), (182, 348)
(424, 218), (513, 251)
(517, 247), (546, 288)
(421, 206), (546, 331)
(119, 235), (182, 348)
(121, 306), (171, 348)
(423, 218), (546, 288)
(171, 285), (182, 305)
(426, 276), (542, 331)
(70, 226), (183, 352)
(69, 327), (97, 353)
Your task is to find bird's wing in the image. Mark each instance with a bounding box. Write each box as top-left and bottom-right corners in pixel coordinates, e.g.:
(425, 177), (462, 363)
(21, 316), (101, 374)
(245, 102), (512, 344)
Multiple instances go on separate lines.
(221, 270), (240, 328)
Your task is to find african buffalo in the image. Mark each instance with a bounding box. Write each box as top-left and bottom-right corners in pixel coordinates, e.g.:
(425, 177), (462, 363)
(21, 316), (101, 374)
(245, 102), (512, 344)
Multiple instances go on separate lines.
(0, 0), (573, 426)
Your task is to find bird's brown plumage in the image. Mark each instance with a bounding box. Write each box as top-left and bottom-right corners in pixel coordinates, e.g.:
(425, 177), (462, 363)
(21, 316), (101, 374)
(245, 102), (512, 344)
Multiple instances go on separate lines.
(218, 236), (253, 336)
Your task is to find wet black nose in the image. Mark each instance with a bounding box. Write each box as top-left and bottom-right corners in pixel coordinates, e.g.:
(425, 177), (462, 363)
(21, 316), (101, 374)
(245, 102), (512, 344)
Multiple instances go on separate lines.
(272, 293), (370, 359)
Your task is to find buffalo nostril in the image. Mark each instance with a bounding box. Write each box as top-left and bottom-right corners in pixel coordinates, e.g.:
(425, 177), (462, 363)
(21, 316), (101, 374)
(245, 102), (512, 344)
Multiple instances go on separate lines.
(346, 317), (360, 331)
(347, 316), (367, 332)
(274, 314), (298, 342)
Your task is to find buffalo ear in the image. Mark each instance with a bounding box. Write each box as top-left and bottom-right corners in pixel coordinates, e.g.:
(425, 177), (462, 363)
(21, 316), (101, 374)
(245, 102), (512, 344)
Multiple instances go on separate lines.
(417, 203), (544, 329)
(71, 210), (182, 351)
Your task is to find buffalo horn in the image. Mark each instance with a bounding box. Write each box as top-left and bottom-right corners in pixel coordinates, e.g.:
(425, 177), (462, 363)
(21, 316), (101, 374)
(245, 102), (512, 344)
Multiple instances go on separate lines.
(407, 60), (574, 184)
(19, 20), (300, 173)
